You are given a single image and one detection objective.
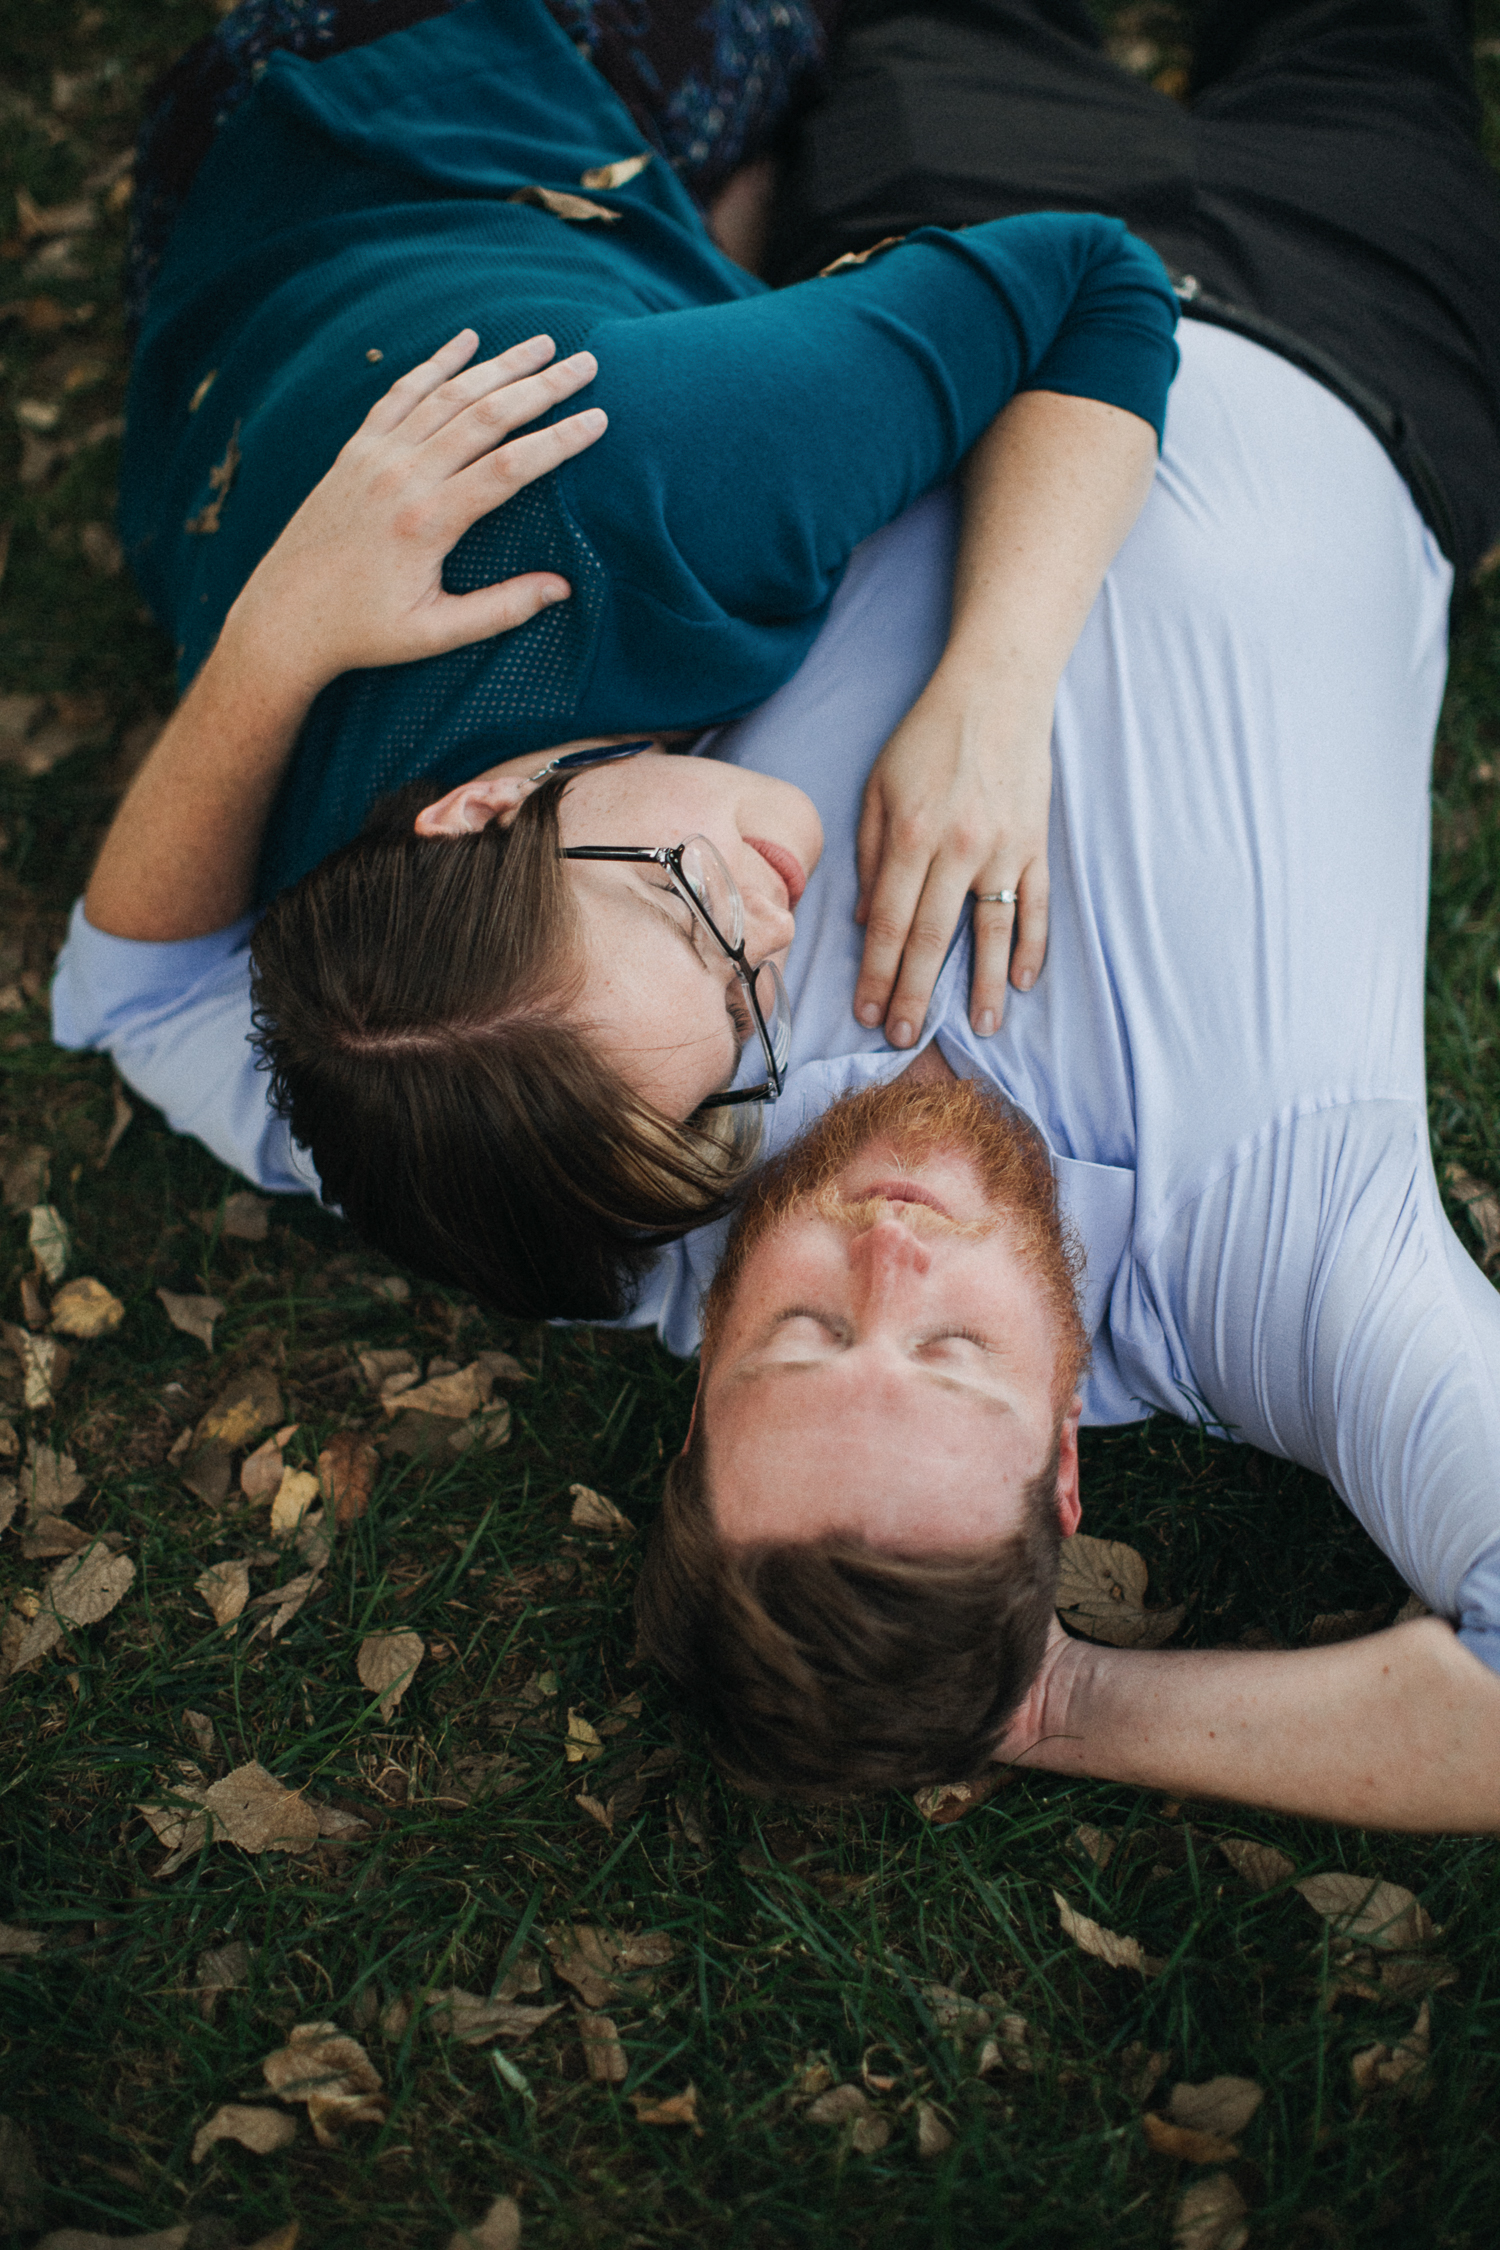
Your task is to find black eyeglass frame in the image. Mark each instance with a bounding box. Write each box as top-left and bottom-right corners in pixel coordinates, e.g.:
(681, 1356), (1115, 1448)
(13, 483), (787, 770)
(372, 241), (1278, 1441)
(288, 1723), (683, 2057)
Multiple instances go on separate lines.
(558, 841), (788, 1107)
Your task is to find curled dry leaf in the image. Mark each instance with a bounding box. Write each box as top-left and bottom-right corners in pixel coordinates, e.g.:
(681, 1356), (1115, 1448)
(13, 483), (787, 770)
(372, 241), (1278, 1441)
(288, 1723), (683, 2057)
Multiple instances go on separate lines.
(446, 2198), (522, 2250)
(357, 1628), (425, 1721)
(381, 1361), (490, 1418)
(318, 1430), (378, 1526)
(1055, 1533), (1185, 1648)
(246, 1566), (323, 1639)
(1219, 1837), (1294, 1892)
(156, 1288), (223, 1353)
(580, 150), (653, 188)
(0, 1923), (44, 1956)
(565, 1709), (603, 1763)
(269, 1467), (320, 1542)
(190, 2101), (298, 2163)
(976, 2011), (1033, 2078)
(195, 1558), (251, 1629)
(1053, 1890), (1152, 1974)
(12, 1541), (134, 1669)
(1168, 2078), (1263, 2139)
(5, 1326), (68, 1410)
(426, 1987), (564, 2045)
(576, 2009), (628, 2083)
(49, 1277), (123, 1338)
(1294, 1874), (1436, 1950)
(1071, 1823), (1118, 1869)
(262, 2021), (387, 2146)
(28, 1204), (69, 1284)
(631, 2083), (700, 2130)
(1173, 2173), (1249, 2250)
(913, 1768), (1016, 1822)
(241, 1436), (284, 1499)
(916, 2101), (953, 2156)
(569, 1483), (633, 1535)
(1351, 1998), (1432, 2095)
(509, 183), (620, 223)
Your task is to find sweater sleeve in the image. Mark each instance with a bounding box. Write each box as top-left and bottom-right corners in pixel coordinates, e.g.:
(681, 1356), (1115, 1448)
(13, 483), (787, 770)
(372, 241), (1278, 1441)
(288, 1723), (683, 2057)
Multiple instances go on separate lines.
(560, 212), (1178, 634)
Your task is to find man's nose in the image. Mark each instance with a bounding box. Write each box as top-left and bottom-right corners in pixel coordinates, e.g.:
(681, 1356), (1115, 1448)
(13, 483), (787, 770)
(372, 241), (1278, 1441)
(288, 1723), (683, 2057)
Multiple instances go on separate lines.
(847, 1210), (933, 1289)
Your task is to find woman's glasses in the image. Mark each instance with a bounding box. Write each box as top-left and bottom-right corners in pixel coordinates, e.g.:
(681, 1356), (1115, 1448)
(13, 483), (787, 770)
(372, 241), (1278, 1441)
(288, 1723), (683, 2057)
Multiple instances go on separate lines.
(558, 834), (792, 1106)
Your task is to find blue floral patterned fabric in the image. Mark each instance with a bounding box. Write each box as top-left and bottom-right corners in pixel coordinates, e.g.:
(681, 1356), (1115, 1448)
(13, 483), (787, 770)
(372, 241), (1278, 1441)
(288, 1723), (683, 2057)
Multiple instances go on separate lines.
(128, 0), (839, 327)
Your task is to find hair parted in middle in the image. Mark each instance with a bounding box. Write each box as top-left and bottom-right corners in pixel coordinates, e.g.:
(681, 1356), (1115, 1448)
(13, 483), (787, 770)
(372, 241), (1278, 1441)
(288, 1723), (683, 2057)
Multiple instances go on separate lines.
(248, 775), (757, 1322)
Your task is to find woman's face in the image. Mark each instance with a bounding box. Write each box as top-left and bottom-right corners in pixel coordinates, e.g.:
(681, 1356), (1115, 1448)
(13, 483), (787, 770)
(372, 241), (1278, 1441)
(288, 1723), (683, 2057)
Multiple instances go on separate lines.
(417, 741), (824, 1119)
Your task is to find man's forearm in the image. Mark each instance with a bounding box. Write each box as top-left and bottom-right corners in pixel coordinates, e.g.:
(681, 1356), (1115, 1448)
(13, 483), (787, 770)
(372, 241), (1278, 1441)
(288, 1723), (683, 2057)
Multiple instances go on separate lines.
(1007, 1618), (1500, 1832)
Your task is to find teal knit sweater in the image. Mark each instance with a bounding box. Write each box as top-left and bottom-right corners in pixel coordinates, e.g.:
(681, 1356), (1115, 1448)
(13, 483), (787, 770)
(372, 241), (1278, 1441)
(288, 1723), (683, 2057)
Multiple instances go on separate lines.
(119, 0), (1180, 902)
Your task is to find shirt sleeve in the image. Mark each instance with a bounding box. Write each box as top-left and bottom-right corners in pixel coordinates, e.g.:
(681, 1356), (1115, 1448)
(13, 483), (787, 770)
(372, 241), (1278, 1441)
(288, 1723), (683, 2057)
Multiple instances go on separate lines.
(50, 899), (321, 1198)
(562, 213), (1180, 639)
(1124, 1101), (1500, 1662)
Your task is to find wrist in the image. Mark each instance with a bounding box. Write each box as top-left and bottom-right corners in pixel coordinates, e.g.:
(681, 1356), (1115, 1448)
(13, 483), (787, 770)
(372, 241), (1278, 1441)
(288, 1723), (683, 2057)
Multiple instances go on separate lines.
(216, 586), (338, 714)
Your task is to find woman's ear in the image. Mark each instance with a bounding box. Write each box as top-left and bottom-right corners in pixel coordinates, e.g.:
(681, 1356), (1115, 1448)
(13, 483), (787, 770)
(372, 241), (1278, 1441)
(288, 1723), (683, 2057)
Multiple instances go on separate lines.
(414, 773), (534, 836)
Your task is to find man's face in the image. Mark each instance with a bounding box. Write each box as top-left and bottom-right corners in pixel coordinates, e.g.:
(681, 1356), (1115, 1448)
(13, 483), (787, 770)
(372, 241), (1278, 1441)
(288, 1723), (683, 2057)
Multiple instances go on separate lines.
(698, 1075), (1085, 1551)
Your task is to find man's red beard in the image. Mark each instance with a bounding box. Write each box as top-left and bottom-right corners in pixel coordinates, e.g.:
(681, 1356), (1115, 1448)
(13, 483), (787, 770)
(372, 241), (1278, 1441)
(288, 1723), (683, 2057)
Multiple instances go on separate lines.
(701, 1073), (1090, 1404)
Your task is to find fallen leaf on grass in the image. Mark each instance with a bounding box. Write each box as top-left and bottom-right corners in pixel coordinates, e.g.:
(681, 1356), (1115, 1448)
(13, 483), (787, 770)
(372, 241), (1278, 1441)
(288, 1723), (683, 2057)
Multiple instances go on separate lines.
(569, 1483), (633, 1535)
(576, 2008), (628, 2083)
(240, 1436), (284, 1499)
(0, 1481), (16, 1536)
(196, 1558), (251, 1628)
(262, 2021), (388, 2146)
(631, 2084), (700, 2130)
(565, 1709), (603, 1762)
(2, 1147), (48, 1211)
(358, 1347), (415, 1389)
(197, 1190), (269, 1242)
(426, 1988), (566, 2045)
(49, 1277), (122, 1337)
(916, 2101), (953, 2156)
(190, 2102), (297, 2163)
(1169, 2077), (1263, 2139)
(245, 1568), (323, 1639)
(1119, 2042), (1168, 2103)
(205, 1762), (320, 1853)
(11, 1541), (134, 1669)
(269, 1467), (320, 1541)
(447, 2200), (521, 2250)
(318, 1431), (378, 1526)
(1053, 1890), (1155, 1974)
(381, 1362), (491, 1418)
(913, 1768), (1016, 1822)
(1055, 1533), (1185, 1647)
(157, 1289), (223, 1353)
(546, 1925), (673, 2009)
(577, 1792), (612, 1832)
(805, 2082), (890, 2153)
(581, 150), (653, 188)
(1445, 1165), (1500, 1267)
(1351, 1998), (1432, 2095)
(28, 1204), (69, 1283)
(22, 1516), (88, 1559)
(1071, 1823), (1118, 1869)
(1219, 1838), (1294, 1891)
(1173, 2173), (1249, 2250)
(0, 1924), (44, 1956)
(0, 1421), (15, 1461)
(4, 1326), (69, 1409)
(196, 1937), (253, 2017)
(19, 1440), (84, 1516)
(357, 1628), (424, 1720)
(196, 1366), (281, 1447)
(924, 1984), (994, 2036)
(1294, 1874), (1436, 1950)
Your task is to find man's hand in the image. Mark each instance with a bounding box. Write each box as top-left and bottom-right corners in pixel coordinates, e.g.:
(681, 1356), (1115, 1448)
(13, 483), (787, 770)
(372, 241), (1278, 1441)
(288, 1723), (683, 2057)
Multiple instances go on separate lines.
(227, 327), (606, 697)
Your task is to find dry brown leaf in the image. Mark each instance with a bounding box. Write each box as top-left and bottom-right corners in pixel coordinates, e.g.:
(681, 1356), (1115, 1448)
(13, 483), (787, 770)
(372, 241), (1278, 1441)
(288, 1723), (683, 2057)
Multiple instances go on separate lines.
(5, 1326), (68, 1409)
(99, 1079), (133, 1167)
(14, 188), (94, 238)
(0, 1923), (44, 1956)
(1294, 1874), (1436, 1949)
(381, 1362), (491, 1418)
(195, 1558), (251, 1629)
(204, 1762), (320, 1853)
(0, 1479), (17, 1537)
(11, 1540), (134, 1669)
(2, 1146), (48, 1211)
(1144, 2114), (1239, 2164)
(0, 1421), (16, 1461)
(1169, 2077), (1263, 2138)
(924, 1983), (993, 2036)
(1305, 1605), (1388, 1645)
(318, 1431), (378, 1527)
(1351, 1998), (1432, 2095)
(28, 1204), (69, 1283)
(200, 1190), (270, 1241)
(196, 1937), (253, 2016)
(916, 2101), (953, 2156)
(565, 1709), (603, 1763)
(569, 1483), (633, 1535)
(446, 2199), (522, 2250)
(190, 2102), (298, 2163)
(631, 2083), (700, 2130)
(269, 1467), (320, 1542)
(577, 1791), (612, 1831)
(357, 1628), (424, 1720)
(262, 2021), (388, 2146)
(1055, 1533), (1185, 1648)
(1380, 1954), (1458, 1999)
(474, 1349), (532, 1384)
(807, 2082), (871, 2124)
(22, 1517), (88, 1560)
(49, 1277), (123, 1338)
(425, 1987), (565, 2045)
(358, 1347), (415, 1388)
(246, 1566), (323, 1639)
(1219, 1837), (1294, 1892)
(1446, 1164), (1500, 1267)
(1054, 1890), (1151, 1974)
(1173, 2173), (1249, 2250)
(197, 1366), (281, 1447)
(156, 1288), (223, 1353)
(509, 184), (620, 223)
(1120, 2042), (1168, 2104)
(241, 1436), (284, 1500)
(580, 151), (653, 188)
(1071, 1823), (1118, 1869)
(913, 1768), (1016, 1822)
(576, 2009), (628, 2083)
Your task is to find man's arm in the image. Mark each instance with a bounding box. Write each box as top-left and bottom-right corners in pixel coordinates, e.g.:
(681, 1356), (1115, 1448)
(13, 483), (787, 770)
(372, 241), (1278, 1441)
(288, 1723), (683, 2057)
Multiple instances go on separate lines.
(86, 330), (604, 941)
(1001, 1615), (1500, 1832)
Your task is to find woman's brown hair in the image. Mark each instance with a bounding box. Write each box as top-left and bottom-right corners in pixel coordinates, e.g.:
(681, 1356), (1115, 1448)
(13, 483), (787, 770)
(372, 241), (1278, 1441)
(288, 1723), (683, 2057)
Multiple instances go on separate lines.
(249, 777), (755, 1320)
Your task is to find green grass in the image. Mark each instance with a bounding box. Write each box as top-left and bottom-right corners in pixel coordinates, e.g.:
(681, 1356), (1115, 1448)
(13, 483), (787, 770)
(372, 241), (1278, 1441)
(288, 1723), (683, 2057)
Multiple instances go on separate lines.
(3, 3), (1500, 2244)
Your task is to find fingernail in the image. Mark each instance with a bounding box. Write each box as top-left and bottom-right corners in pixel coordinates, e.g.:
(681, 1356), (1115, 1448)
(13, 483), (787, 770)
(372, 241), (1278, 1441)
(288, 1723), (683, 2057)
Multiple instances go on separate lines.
(1017, 969), (1035, 992)
(857, 1002), (881, 1027)
(891, 1019), (912, 1047)
(975, 1009), (995, 1037)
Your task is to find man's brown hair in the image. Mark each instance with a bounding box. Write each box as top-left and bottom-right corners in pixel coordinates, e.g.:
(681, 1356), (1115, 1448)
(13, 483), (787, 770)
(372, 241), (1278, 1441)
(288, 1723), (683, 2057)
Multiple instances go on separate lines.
(636, 1431), (1063, 1800)
(249, 776), (754, 1322)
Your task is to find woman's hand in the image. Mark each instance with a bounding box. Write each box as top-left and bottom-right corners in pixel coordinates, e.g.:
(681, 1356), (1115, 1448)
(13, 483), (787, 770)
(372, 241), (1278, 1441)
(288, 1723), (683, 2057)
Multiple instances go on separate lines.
(225, 327), (606, 695)
(853, 669), (1052, 1045)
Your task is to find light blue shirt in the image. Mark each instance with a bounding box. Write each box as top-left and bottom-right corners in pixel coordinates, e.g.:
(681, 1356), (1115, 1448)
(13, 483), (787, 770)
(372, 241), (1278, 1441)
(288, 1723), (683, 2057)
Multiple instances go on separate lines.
(54, 324), (1500, 1669)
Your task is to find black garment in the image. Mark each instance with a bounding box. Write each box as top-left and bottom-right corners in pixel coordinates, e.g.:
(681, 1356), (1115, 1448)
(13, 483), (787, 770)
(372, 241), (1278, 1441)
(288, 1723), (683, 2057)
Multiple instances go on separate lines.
(769, 0), (1500, 580)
